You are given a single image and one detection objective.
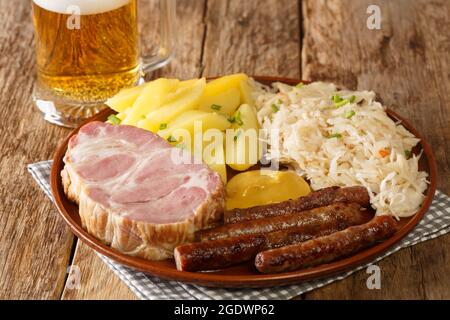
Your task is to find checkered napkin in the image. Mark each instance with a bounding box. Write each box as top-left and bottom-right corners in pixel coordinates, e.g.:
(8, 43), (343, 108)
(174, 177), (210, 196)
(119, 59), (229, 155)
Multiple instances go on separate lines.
(28, 160), (450, 300)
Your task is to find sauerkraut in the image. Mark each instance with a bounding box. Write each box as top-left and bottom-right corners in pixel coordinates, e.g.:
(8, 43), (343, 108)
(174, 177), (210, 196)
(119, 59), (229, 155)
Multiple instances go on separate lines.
(254, 81), (428, 217)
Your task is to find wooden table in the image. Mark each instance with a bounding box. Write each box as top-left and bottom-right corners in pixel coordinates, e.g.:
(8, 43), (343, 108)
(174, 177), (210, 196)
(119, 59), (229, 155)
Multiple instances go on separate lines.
(1, 0), (449, 300)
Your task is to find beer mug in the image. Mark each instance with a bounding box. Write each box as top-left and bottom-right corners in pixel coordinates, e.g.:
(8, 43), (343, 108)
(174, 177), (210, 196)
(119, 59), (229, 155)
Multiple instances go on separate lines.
(32, 0), (176, 127)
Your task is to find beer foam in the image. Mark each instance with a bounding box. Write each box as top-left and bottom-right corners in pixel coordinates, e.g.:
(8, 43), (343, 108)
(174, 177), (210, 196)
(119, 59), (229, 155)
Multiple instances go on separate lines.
(33, 0), (131, 15)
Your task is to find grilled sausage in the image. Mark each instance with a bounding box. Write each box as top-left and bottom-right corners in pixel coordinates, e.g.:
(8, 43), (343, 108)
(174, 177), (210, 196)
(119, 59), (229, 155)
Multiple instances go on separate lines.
(255, 215), (398, 274)
(175, 225), (347, 272)
(196, 202), (372, 242)
(175, 235), (266, 271)
(224, 186), (370, 224)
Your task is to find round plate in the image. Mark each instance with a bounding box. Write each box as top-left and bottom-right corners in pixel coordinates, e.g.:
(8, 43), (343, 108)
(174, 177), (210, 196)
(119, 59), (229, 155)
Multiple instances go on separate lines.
(51, 76), (437, 288)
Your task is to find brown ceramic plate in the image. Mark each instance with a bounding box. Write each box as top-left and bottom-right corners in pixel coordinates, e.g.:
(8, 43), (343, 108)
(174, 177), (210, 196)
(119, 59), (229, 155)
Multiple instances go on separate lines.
(50, 76), (437, 288)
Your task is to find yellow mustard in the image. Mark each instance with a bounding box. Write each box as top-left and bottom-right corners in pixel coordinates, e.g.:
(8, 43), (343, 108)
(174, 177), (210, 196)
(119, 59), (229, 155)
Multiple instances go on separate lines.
(226, 170), (311, 210)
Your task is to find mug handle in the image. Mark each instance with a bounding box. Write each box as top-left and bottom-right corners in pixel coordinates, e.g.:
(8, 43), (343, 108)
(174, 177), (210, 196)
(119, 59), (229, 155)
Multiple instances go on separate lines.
(141, 0), (176, 74)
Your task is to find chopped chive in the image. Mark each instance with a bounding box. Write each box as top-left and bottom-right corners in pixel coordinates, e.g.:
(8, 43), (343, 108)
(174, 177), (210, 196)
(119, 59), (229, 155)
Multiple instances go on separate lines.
(234, 111), (243, 126)
(404, 150), (412, 158)
(345, 110), (356, 119)
(227, 115), (235, 123)
(326, 133), (342, 139)
(159, 123), (168, 130)
(277, 99), (283, 104)
(296, 82), (304, 88)
(271, 104), (280, 113)
(332, 94), (343, 103)
(211, 104), (222, 111)
(335, 99), (350, 108)
(349, 95), (356, 103)
(167, 136), (177, 143)
(107, 114), (121, 125)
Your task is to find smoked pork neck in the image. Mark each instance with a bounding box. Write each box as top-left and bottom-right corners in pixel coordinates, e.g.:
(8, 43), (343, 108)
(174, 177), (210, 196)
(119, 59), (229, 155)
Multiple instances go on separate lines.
(61, 121), (225, 260)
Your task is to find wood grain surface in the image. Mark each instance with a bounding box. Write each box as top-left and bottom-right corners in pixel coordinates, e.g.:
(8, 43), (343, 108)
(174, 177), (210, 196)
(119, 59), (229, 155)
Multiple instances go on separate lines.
(0, 0), (449, 300)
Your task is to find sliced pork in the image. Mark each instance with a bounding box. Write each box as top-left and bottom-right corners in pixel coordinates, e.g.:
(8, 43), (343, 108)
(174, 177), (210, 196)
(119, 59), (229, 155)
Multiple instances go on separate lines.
(62, 121), (225, 260)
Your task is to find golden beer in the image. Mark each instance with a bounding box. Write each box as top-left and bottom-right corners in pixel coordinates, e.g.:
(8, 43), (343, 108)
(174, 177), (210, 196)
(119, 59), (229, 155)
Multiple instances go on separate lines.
(32, 0), (176, 127)
(32, 0), (139, 125)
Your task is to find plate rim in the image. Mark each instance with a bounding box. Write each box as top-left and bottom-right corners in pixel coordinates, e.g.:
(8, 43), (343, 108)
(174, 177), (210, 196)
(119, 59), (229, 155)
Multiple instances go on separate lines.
(50, 76), (438, 288)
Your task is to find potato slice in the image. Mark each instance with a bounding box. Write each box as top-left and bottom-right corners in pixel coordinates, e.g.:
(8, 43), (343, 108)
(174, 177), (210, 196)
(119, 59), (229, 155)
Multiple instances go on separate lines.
(202, 131), (227, 184)
(177, 79), (199, 89)
(116, 108), (132, 121)
(144, 78), (206, 131)
(239, 77), (256, 107)
(122, 78), (179, 126)
(158, 110), (231, 139)
(235, 104), (259, 130)
(226, 104), (261, 171)
(204, 74), (248, 97)
(105, 82), (147, 112)
(198, 87), (241, 115)
(136, 118), (156, 132)
(163, 79), (200, 105)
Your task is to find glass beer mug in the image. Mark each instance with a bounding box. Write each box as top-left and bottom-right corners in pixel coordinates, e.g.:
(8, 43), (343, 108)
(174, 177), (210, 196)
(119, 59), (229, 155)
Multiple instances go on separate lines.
(31, 0), (176, 127)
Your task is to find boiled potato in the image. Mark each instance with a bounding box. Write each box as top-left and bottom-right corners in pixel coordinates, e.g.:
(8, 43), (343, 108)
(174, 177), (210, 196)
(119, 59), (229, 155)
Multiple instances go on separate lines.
(143, 78), (206, 132)
(226, 104), (261, 171)
(239, 77), (255, 107)
(105, 82), (147, 112)
(198, 87), (240, 115)
(163, 78), (202, 105)
(197, 74), (250, 115)
(122, 78), (179, 125)
(158, 110), (231, 139)
(205, 149), (227, 184)
(236, 104), (259, 130)
(203, 74), (248, 97)
(116, 108), (132, 121)
(136, 118), (155, 131)
(161, 110), (206, 133)
(202, 131), (227, 184)
(177, 79), (199, 90)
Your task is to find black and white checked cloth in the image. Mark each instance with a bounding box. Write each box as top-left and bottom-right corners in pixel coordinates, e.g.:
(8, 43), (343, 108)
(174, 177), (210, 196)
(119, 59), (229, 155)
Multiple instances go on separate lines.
(28, 160), (450, 300)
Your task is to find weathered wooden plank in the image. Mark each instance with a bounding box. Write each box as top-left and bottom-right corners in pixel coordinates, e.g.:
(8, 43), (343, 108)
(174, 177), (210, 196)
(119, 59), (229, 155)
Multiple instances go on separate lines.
(202, 0), (301, 78)
(61, 242), (136, 300)
(0, 0), (76, 299)
(61, 0), (208, 300)
(301, 0), (450, 299)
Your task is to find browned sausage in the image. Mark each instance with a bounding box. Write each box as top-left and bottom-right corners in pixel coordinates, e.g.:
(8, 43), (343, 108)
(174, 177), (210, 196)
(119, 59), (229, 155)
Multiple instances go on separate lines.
(174, 235), (266, 271)
(255, 215), (398, 274)
(175, 224), (346, 272)
(196, 202), (372, 241)
(224, 186), (370, 224)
